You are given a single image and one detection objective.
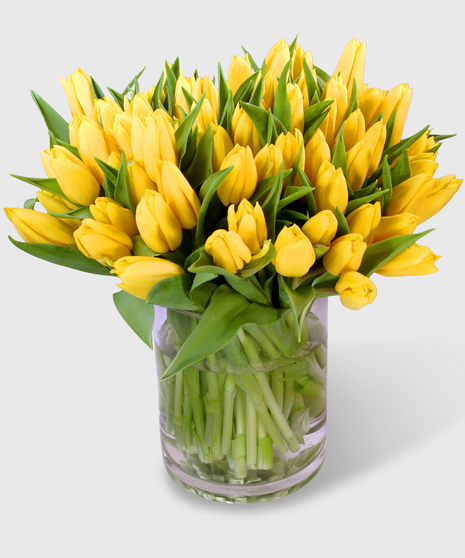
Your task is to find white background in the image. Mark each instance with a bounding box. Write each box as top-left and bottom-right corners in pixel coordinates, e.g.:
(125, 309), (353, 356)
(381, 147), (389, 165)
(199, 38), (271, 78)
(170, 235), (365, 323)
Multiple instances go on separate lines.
(1, 1), (464, 557)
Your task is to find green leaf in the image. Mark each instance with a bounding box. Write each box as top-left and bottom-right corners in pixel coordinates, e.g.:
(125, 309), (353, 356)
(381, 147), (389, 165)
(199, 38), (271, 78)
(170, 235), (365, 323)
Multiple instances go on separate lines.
(303, 58), (319, 104)
(314, 65), (331, 86)
(249, 73), (264, 107)
(90, 76), (105, 100)
(123, 67), (146, 96)
(331, 122), (348, 178)
(190, 273), (217, 308)
(241, 47), (260, 72)
(239, 101), (269, 146)
(335, 207), (350, 237)
(175, 92), (206, 160)
(311, 270), (339, 290)
(238, 241), (275, 278)
(273, 60), (292, 132)
(102, 176), (115, 199)
(107, 87), (124, 109)
(147, 274), (202, 312)
(346, 189), (388, 214)
(218, 63), (230, 127)
(95, 157), (118, 184)
(114, 150), (134, 212)
(31, 91), (70, 143)
(345, 79), (358, 117)
(131, 236), (187, 266)
(431, 133), (456, 142)
(49, 207), (92, 219)
(381, 156), (393, 212)
(278, 185), (312, 211)
(261, 163), (285, 242)
(160, 285), (286, 381)
(304, 100), (333, 133)
(358, 229), (434, 277)
(391, 149), (411, 187)
(54, 138), (81, 159)
(384, 108), (397, 150)
(151, 71), (165, 110)
(303, 107), (332, 143)
(113, 290), (154, 349)
(163, 61), (177, 115)
(24, 198), (38, 210)
(278, 275), (316, 342)
(278, 209), (309, 222)
(233, 72), (259, 106)
(184, 124), (213, 188)
(11, 175), (71, 203)
(9, 237), (111, 275)
(179, 127), (198, 172)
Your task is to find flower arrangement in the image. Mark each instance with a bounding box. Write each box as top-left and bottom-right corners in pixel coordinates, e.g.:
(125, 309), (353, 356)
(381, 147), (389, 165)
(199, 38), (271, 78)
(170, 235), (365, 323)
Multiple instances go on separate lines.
(5, 37), (461, 502)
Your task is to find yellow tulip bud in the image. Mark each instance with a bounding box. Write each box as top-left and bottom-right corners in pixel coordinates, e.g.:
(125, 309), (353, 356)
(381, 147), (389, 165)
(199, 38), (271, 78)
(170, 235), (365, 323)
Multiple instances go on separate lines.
(90, 197), (138, 238)
(123, 92), (153, 119)
(135, 190), (182, 253)
(231, 106), (263, 156)
(287, 83), (305, 133)
(94, 97), (122, 129)
(227, 54), (253, 96)
(153, 160), (201, 229)
(319, 74), (349, 147)
(314, 161), (349, 214)
(127, 160), (157, 207)
(112, 255), (185, 300)
(211, 124), (234, 173)
(302, 210), (338, 246)
(343, 109), (366, 151)
(195, 97), (218, 133)
(304, 129), (331, 187)
(381, 84), (412, 146)
(414, 175), (462, 224)
(131, 115), (147, 162)
(346, 122), (387, 190)
(361, 120), (387, 172)
(323, 233), (367, 276)
(37, 190), (81, 231)
(60, 68), (97, 121)
(69, 114), (118, 183)
(335, 271), (377, 310)
(142, 109), (178, 181)
(376, 244), (440, 277)
(275, 129), (305, 175)
(373, 213), (419, 243)
(254, 144), (284, 182)
(112, 113), (135, 160)
(173, 72), (196, 121)
(265, 39), (290, 84)
(386, 174), (434, 216)
(346, 202), (381, 244)
(192, 76), (219, 118)
(205, 229), (251, 274)
(291, 44), (313, 81)
(107, 151), (121, 170)
(40, 146), (100, 206)
(409, 156), (438, 179)
(358, 86), (387, 129)
(261, 72), (275, 111)
(333, 38), (366, 99)
(218, 145), (258, 206)
(408, 131), (438, 157)
(227, 199), (267, 255)
(273, 224), (315, 277)
(74, 218), (132, 266)
(5, 208), (76, 246)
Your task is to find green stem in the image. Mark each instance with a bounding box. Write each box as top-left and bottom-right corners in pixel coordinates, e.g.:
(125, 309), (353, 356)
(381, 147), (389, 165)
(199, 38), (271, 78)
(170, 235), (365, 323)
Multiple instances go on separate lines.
(204, 372), (220, 447)
(173, 371), (185, 449)
(166, 376), (176, 435)
(221, 375), (237, 456)
(183, 380), (194, 454)
(242, 324), (281, 360)
(237, 328), (261, 368)
(233, 389), (247, 478)
(282, 378), (295, 421)
(245, 394), (257, 466)
(257, 419), (273, 470)
(272, 370), (284, 411)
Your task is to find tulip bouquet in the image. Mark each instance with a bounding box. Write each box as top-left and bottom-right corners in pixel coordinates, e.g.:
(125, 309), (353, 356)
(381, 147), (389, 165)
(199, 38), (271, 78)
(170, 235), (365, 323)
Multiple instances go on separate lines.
(5, 37), (461, 501)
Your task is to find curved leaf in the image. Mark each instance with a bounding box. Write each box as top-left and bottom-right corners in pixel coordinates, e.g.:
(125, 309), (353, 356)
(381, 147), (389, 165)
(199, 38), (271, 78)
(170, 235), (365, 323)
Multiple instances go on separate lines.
(31, 91), (70, 143)
(147, 274), (202, 312)
(113, 290), (154, 349)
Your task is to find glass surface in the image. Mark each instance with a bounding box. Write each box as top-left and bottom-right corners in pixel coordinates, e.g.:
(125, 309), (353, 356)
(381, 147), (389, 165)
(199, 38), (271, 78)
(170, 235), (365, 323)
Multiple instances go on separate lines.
(154, 298), (328, 503)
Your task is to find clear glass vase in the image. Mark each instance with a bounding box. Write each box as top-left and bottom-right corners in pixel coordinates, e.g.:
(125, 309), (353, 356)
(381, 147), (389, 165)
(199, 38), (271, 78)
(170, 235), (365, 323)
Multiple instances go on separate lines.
(153, 298), (328, 503)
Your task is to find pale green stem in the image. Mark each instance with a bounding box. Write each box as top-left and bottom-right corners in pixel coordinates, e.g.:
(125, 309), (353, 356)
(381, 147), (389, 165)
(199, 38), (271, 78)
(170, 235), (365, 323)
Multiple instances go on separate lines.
(204, 372), (220, 447)
(233, 390), (247, 478)
(173, 371), (185, 450)
(222, 375), (237, 456)
(183, 381), (194, 454)
(166, 377), (176, 435)
(272, 370), (284, 411)
(282, 378), (295, 421)
(242, 325), (281, 360)
(257, 419), (273, 470)
(245, 394), (257, 466)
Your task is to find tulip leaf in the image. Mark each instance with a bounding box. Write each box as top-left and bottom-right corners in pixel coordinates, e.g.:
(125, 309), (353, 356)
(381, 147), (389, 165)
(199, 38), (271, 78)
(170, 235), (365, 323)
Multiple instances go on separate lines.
(391, 149), (411, 187)
(90, 77), (105, 100)
(335, 207), (350, 237)
(271, 113), (288, 137)
(160, 285), (286, 381)
(151, 71), (165, 111)
(352, 181), (378, 199)
(95, 157), (118, 183)
(114, 150), (134, 212)
(239, 102), (269, 147)
(123, 67), (146, 97)
(147, 274), (203, 312)
(217, 63), (231, 129)
(23, 198), (38, 210)
(346, 79), (358, 118)
(190, 273), (218, 309)
(238, 241), (275, 278)
(381, 156), (393, 213)
(49, 207), (92, 219)
(249, 174), (278, 205)
(54, 137), (81, 159)
(249, 73), (264, 107)
(241, 47), (260, 72)
(304, 100), (333, 133)
(278, 209), (309, 223)
(358, 229), (434, 277)
(233, 72), (259, 106)
(131, 235), (187, 267)
(175, 92), (206, 161)
(346, 189), (388, 214)
(303, 58), (319, 104)
(9, 237), (112, 276)
(331, 122), (348, 178)
(303, 107), (332, 143)
(311, 270), (340, 289)
(261, 163), (285, 242)
(113, 290), (154, 349)
(163, 62), (177, 115)
(181, 86), (195, 112)
(107, 87), (125, 110)
(278, 275), (316, 342)
(179, 127), (198, 172)
(278, 186), (312, 211)
(184, 125), (213, 188)
(195, 166), (233, 246)
(103, 176), (115, 200)
(31, 91), (70, 144)
(11, 175), (73, 204)
(384, 108), (397, 150)
(273, 60), (292, 132)
(314, 65), (331, 90)
(295, 168), (318, 217)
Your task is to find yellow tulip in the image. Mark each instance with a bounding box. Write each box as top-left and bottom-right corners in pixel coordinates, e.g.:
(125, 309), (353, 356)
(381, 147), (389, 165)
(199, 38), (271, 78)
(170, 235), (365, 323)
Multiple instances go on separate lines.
(414, 175), (462, 224)
(346, 202), (381, 244)
(74, 218), (132, 266)
(304, 129), (331, 187)
(5, 208), (76, 246)
(192, 76), (219, 118)
(231, 106), (263, 156)
(265, 39), (290, 84)
(381, 84), (412, 146)
(358, 86), (387, 129)
(409, 156), (438, 179)
(153, 160), (201, 229)
(173, 72), (196, 121)
(195, 97), (218, 133)
(261, 72), (275, 111)
(112, 255), (185, 300)
(69, 114), (118, 183)
(343, 109), (366, 151)
(211, 124), (234, 173)
(273, 224), (315, 277)
(275, 129), (305, 176)
(37, 190), (80, 230)
(40, 146), (100, 206)
(131, 115), (147, 162)
(205, 229), (251, 274)
(94, 97), (122, 130)
(323, 233), (367, 276)
(227, 54), (253, 96)
(127, 160), (157, 207)
(408, 130), (438, 157)
(373, 213), (419, 243)
(314, 161), (349, 214)
(123, 92), (153, 119)
(255, 144), (284, 182)
(135, 190), (183, 253)
(112, 113), (135, 160)
(333, 38), (366, 98)
(227, 199), (267, 255)
(361, 121), (387, 174)
(291, 44), (313, 81)
(142, 109), (178, 181)
(287, 83), (305, 133)
(376, 244), (440, 276)
(218, 145), (258, 206)
(107, 151), (121, 170)
(319, 74), (349, 147)
(386, 174), (434, 216)
(335, 271), (377, 310)
(60, 68), (97, 121)
(346, 122), (387, 190)
(90, 197), (138, 238)
(302, 210), (338, 246)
